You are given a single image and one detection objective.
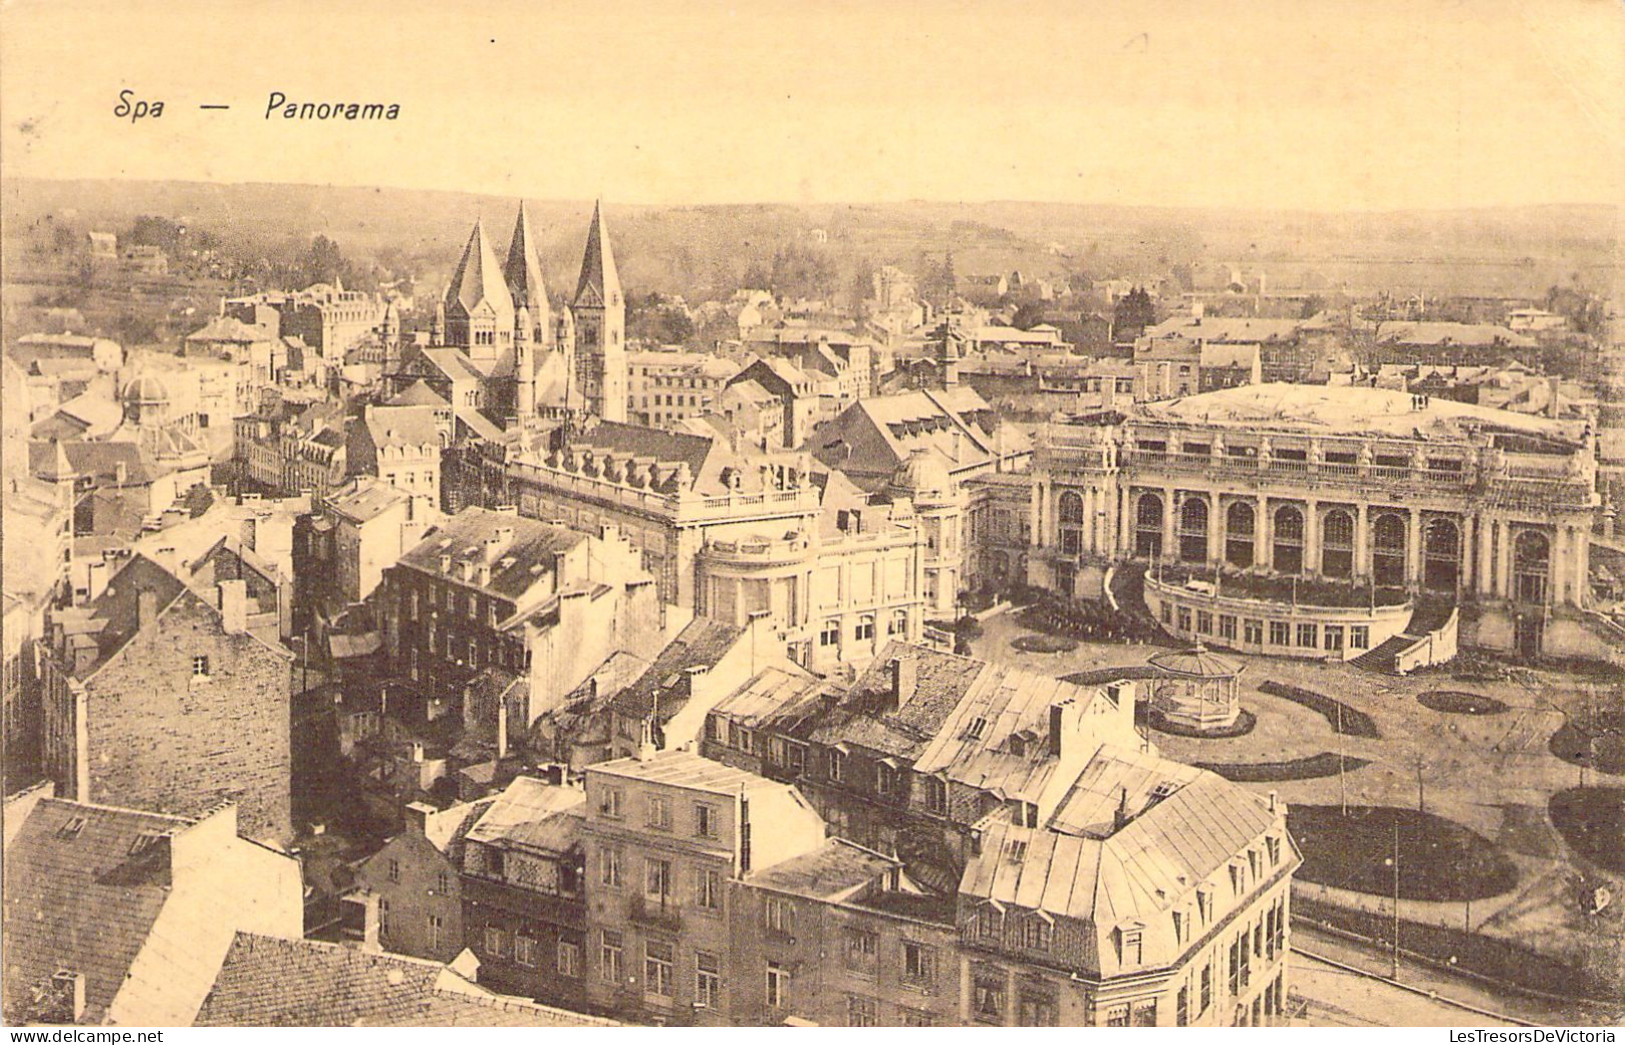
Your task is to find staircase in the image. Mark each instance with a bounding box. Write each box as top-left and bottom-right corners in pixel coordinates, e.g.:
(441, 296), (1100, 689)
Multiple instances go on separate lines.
(1349, 635), (1411, 674)
(1350, 595), (1457, 675)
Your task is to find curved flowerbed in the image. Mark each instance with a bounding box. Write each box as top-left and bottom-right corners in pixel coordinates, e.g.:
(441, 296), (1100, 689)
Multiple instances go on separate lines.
(1011, 634), (1079, 654)
(1148, 707), (1256, 739)
(1257, 680), (1380, 738)
(1194, 752), (1369, 782)
(1287, 805), (1519, 902)
(1418, 690), (1509, 716)
(1549, 708), (1625, 776)
(1549, 787), (1625, 873)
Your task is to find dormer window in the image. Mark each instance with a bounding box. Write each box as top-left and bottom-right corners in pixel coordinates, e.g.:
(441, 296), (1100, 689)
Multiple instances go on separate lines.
(192, 655), (211, 678)
(1119, 928), (1143, 966)
(962, 717), (988, 741)
(57, 817), (87, 840)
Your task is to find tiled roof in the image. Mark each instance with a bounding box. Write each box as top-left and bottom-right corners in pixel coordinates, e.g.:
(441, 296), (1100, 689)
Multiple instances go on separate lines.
(745, 838), (895, 901)
(710, 666), (827, 728)
(464, 777), (585, 853)
(396, 507), (585, 603)
(802, 641), (982, 759)
(417, 347), (491, 385)
(386, 379), (448, 407)
(2, 798), (191, 1024)
(609, 616), (743, 722)
(194, 933), (612, 1026)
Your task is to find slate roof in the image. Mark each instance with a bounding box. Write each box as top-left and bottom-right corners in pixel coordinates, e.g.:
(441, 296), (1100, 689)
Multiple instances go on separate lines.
(386, 379), (448, 407)
(444, 220), (514, 324)
(592, 748), (790, 798)
(361, 405), (442, 449)
(463, 777), (585, 854)
(609, 616), (743, 722)
(744, 838), (896, 901)
(503, 202), (551, 317)
(194, 933), (612, 1027)
(326, 479), (412, 524)
(800, 641), (981, 758)
(961, 744), (1281, 926)
(2, 798), (191, 1024)
(65, 554), (189, 679)
(395, 507), (585, 603)
(416, 347), (491, 385)
(571, 418), (716, 481)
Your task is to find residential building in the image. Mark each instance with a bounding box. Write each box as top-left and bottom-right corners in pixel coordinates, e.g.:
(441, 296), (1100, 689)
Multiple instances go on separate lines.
(629, 351), (740, 428)
(309, 477), (441, 608)
(350, 798), (491, 963)
(808, 388), (1030, 494)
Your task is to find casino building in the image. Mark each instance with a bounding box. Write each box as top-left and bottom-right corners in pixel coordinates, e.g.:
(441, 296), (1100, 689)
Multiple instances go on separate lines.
(1018, 384), (1605, 664)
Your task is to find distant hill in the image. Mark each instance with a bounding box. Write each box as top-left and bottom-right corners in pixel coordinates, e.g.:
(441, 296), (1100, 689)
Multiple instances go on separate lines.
(3, 177), (1619, 304)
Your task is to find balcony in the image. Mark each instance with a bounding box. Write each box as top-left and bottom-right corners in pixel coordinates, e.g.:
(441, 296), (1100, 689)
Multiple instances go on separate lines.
(1119, 448), (1476, 490)
(628, 893), (684, 932)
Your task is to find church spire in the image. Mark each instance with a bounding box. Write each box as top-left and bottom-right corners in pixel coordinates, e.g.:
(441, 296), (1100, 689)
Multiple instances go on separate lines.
(442, 218), (514, 355)
(573, 199), (621, 310)
(504, 201), (552, 343)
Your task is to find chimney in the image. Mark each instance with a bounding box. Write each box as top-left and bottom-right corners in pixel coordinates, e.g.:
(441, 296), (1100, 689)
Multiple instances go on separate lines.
(497, 698), (509, 760)
(137, 588), (159, 632)
(47, 970), (87, 1024)
(1547, 376), (1561, 419)
(218, 578), (249, 634)
(114, 461), (128, 484)
(889, 656), (918, 708)
(410, 740), (425, 764)
(1113, 786), (1132, 832)
(636, 717), (658, 762)
(1268, 790), (1279, 814)
(403, 801), (434, 835)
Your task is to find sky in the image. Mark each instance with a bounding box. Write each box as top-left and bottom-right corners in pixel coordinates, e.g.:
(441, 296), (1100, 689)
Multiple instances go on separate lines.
(1, 0), (1621, 211)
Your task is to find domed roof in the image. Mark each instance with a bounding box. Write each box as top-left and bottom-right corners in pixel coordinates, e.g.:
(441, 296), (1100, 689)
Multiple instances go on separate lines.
(121, 373), (170, 404)
(889, 447), (955, 497)
(1148, 643), (1242, 679)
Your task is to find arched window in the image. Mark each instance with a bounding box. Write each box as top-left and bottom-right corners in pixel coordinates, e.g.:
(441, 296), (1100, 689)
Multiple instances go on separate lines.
(1225, 501), (1255, 568)
(1178, 496), (1209, 564)
(1322, 509), (1354, 578)
(1423, 518), (1461, 592)
(1372, 512), (1407, 588)
(1513, 530), (1550, 605)
(1058, 491), (1085, 525)
(1272, 505), (1305, 575)
(1134, 492), (1164, 559)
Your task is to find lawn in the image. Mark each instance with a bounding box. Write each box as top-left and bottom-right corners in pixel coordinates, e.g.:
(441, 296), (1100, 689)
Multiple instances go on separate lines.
(1548, 706), (1625, 775)
(1548, 787), (1625, 874)
(1287, 804), (1519, 901)
(1418, 690), (1509, 716)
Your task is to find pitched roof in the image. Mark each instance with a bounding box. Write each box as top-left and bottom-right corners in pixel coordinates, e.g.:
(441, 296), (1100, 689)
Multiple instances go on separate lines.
(610, 616), (743, 722)
(444, 220), (514, 324)
(571, 418), (717, 482)
(186, 316), (271, 344)
(801, 641), (984, 759)
(591, 748), (790, 797)
(361, 405), (442, 449)
(745, 838), (896, 901)
(395, 508), (585, 603)
(710, 666), (828, 728)
(2, 798), (191, 1024)
(194, 933), (613, 1026)
(463, 777), (585, 854)
(326, 479), (413, 524)
(573, 200), (621, 308)
(66, 554), (189, 679)
(385, 379), (448, 407)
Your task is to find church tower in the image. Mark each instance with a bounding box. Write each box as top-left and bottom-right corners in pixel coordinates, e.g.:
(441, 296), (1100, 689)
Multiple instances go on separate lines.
(443, 219), (514, 373)
(514, 305), (536, 422)
(571, 200), (627, 422)
(504, 202), (552, 349)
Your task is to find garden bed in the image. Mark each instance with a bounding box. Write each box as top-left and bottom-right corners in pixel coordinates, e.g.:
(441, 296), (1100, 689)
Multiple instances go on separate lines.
(1257, 680), (1381, 738)
(1286, 805), (1518, 902)
(1418, 690), (1509, 716)
(1548, 787), (1625, 874)
(1011, 634), (1078, 654)
(1548, 707), (1625, 775)
(1149, 707), (1256, 739)
(1195, 752), (1369, 782)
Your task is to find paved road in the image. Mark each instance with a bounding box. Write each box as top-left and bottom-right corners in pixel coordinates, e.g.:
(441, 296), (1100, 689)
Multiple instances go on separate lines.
(1290, 925), (1622, 1028)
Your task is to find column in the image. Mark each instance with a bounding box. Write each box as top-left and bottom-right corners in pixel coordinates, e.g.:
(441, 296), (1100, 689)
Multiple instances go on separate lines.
(1573, 527), (1588, 608)
(1552, 526), (1570, 606)
(1354, 502), (1370, 579)
(1208, 493), (1225, 566)
(1476, 514), (1494, 597)
(1497, 521), (1513, 599)
(1406, 509), (1423, 590)
(1029, 480), (1042, 549)
(1304, 498), (1321, 576)
(1258, 496), (1273, 570)
(1163, 487), (1177, 562)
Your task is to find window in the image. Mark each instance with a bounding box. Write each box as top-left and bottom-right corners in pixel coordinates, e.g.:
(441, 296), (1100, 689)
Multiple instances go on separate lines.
(902, 941), (936, 986)
(847, 995), (878, 1027)
(973, 974), (1005, 1022)
(1324, 625), (1344, 652)
(923, 776), (947, 814)
(1201, 963), (1213, 1011)
(1266, 835), (1282, 866)
(820, 618), (840, 647)
(695, 951), (722, 1008)
(644, 940), (674, 997)
(764, 896), (795, 934)
(1244, 618), (1264, 645)
(765, 960), (789, 1008)
(646, 794), (672, 830)
(599, 786), (624, 819)
(1133, 999), (1158, 1026)
(558, 939), (581, 978)
(705, 715), (723, 743)
(436, 870), (449, 894)
(1120, 929), (1143, 966)
(977, 905), (1001, 939)
(1197, 889), (1211, 924)
(845, 928), (878, 973)
(600, 846), (622, 888)
(192, 655), (210, 678)
(601, 930), (624, 983)
(696, 867), (722, 910)
(785, 742), (805, 775)
(1296, 622), (1318, 648)
(888, 610), (908, 636)
(1161, 602), (1173, 625)
(1231, 863), (1244, 896)
(1177, 607), (1192, 632)
(1219, 615), (1237, 641)
(378, 897), (390, 939)
(645, 857), (672, 901)
(1177, 985), (1190, 1026)
(902, 1009), (935, 1027)
(484, 925), (509, 959)
(1019, 992), (1058, 1027)
(1196, 610), (1213, 635)
(856, 615), (875, 641)
(828, 748), (845, 782)
(1350, 625), (1370, 650)
(428, 914), (443, 950)
(1019, 916), (1051, 951)
(1106, 1005), (1130, 1027)
(1268, 621), (1290, 646)
(387, 858), (400, 883)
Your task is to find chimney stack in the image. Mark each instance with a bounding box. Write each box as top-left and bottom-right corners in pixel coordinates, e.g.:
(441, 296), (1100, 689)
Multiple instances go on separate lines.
(47, 970), (87, 1024)
(889, 655), (917, 708)
(403, 801), (434, 835)
(218, 578), (249, 635)
(136, 588), (159, 632)
(1113, 786), (1132, 832)
(497, 698), (509, 759)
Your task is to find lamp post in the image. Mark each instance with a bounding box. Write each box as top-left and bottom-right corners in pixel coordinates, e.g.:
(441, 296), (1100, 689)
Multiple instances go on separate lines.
(1384, 820), (1400, 979)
